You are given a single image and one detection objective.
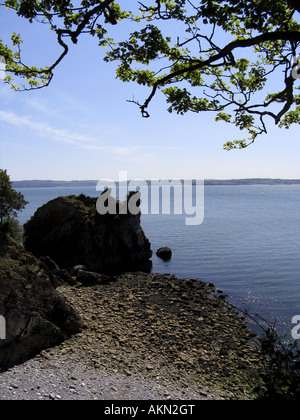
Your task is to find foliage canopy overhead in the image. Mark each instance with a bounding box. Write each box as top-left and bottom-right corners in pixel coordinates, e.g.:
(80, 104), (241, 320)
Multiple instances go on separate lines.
(0, 0), (300, 149)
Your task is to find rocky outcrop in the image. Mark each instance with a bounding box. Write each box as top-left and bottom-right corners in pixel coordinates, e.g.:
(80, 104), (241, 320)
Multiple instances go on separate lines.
(0, 233), (83, 367)
(24, 193), (152, 274)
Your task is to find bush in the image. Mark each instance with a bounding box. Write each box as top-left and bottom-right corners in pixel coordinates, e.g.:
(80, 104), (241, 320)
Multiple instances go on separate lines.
(7, 217), (24, 244)
(257, 327), (300, 399)
(0, 217), (24, 244)
(240, 309), (300, 399)
(0, 169), (27, 224)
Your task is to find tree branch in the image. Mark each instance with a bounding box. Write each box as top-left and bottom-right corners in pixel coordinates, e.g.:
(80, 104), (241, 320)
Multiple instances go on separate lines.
(138, 30), (300, 116)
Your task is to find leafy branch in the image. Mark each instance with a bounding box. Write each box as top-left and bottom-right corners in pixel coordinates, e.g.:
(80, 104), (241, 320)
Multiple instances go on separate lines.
(1, 0), (300, 148)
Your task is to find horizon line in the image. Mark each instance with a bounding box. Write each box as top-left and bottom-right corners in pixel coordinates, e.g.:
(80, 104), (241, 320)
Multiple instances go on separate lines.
(12, 177), (300, 183)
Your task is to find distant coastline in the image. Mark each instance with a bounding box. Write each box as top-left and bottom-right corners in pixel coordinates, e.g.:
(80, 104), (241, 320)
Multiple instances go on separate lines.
(12, 178), (300, 188)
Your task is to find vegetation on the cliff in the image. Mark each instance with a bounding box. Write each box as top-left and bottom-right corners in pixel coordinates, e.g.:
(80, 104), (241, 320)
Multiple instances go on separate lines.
(254, 317), (300, 399)
(0, 169), (27, 223)
(0, 169), (27, 243)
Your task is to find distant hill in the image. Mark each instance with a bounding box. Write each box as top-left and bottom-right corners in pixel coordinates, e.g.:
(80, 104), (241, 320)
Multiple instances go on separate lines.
(204, 178), (300, 185)
(12, 180), (98, 188)
(12, 178), (300, 188)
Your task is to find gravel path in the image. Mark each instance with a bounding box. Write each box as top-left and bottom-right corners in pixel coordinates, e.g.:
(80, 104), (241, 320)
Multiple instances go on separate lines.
(0, 352), (217, 400)
(0, 272), (263, 400)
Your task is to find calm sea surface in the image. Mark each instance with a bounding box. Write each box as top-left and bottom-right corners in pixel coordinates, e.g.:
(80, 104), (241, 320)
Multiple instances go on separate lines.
(15, 184), (300, 339)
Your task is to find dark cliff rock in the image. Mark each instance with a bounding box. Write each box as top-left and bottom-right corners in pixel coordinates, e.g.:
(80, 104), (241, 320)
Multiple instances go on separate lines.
(0, 233), (83, 367)
(23, 193), (152, 274)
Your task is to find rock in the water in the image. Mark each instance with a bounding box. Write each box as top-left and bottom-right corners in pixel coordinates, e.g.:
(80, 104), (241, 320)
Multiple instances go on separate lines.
(24, 193), (152, 274)
(0, 233), (83, 367)
(156, 247), (172, 261)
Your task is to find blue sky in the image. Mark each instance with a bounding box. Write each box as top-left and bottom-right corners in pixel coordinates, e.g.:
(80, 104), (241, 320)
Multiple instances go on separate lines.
(0, 5), (300, 181)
